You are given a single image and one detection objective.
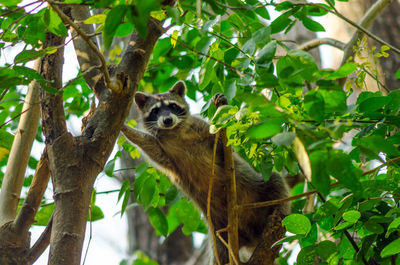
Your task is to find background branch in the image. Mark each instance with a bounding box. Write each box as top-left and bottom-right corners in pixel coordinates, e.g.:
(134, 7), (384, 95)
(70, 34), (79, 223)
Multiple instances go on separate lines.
(298, 37), (345, 51)
(0, 58), (42, 226)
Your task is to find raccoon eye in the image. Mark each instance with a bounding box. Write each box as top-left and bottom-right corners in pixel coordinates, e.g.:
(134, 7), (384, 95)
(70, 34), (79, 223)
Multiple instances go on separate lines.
(150, 107), (159, 116)
(169, 103), (180, 111)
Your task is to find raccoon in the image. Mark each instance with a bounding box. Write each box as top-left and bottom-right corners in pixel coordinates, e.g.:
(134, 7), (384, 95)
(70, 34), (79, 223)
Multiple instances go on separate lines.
(121, 81), (290, 265)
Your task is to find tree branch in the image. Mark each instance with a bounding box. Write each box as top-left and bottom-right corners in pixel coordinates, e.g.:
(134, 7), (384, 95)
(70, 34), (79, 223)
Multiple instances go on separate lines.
(239, 155), (400, 210)
(207, 132), (222, 265)
(24, 215), (53, 265)
(68, 5), (107, 97)
(340, 0), (394, 66)
(298, 37), (346, 51)
(14, 152), (50, 235)
(47, 1), (111, 93)
(0, 58), (42, 226)
(212, 96), (240, 265)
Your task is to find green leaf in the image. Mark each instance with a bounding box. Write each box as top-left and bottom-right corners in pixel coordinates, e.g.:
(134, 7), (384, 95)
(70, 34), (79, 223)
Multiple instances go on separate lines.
(328, 151), (362, 197)
(141, 174), (157, 208)
(304, 90), (325, 121)
(120, 188), (130, 216)
(89, 205), (104, 221)
(282, 214), (311, 235)
(386, 217), (400, 238)
(316, 240), (337, 261)
(326, 62), (358, 80)
(104, 158), (115, 177)
(270, 12), (292, 34)
(271, 132), (296, 146)
(148, 207), (168, 236)
(0, 68), (26, 88)
(118, 179), (130, 202)
(358, 96), (390, 112)
(342, 210), (361, 223)
(310, 150), (330, 196)
(334, 221), (353, 230)
(248, 119), (283, 139)
(381, 238), (400, 258)
(115, 23), (134, 37)
(133, 251), (159, 265)
(35, 204), (54, 226)
(365, 220), (384, 234)
(253, 27), (271, 47)
(255, 6), (270, 19)
(395, 68), (400, 79)
(359, 135), (400, 157)
(302, 17), (325, 32)
(84, 14), (106, 24)
(255, 40), (277, 67)
(176, 198), (201, 235)
(297, 245), (317, 265)
(103, 6), (127, 49)
(319, 89), (347, 113)
(0, 0), (22, 6)
(42, 8), (68, 37)
(0, 129), (14, 150)
(14, 49), (47, 64)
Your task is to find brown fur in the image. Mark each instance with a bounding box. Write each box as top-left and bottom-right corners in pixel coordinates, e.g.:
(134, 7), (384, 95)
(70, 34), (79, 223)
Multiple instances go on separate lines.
(121, 81), (290, 264)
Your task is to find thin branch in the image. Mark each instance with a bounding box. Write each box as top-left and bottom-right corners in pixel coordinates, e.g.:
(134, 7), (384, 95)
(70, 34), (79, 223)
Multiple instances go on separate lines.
(24, 215), (53, 265)
(207, 132), (222, 265)
(14, 151), (50, 235)
(166, 32), (245, 77)
(239, 156), (400, 210)
(215, 228), (240, 265)
(46, 1), (111, 89)
(221, 129), (239, 265)
(298, 38), (346, 51)
(0, 0), (41, 16)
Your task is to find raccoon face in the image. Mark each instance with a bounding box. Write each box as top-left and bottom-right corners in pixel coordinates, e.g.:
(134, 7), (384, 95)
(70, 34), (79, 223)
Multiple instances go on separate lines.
(134, 81), (189, 133)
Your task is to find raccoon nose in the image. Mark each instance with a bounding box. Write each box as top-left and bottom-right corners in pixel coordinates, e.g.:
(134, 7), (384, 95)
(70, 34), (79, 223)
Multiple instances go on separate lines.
(163, 117), (173, 126)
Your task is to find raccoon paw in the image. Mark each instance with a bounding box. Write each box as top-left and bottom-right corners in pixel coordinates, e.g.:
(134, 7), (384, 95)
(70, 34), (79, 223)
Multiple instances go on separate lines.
(212, 93), (228, 107)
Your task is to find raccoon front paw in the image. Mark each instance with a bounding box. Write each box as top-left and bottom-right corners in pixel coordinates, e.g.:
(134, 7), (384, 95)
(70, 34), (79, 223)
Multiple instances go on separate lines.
(212, 93), (228, 107)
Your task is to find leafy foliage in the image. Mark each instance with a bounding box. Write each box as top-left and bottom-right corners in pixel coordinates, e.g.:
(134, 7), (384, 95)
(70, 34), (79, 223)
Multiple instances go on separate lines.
(1, 0), (400, 264)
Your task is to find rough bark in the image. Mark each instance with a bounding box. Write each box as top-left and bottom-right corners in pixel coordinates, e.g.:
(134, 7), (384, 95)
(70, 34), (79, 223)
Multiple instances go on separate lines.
(40, 7), (164, 263)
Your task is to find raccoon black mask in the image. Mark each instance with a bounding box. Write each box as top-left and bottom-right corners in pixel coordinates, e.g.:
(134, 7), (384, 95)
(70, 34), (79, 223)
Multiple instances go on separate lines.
(134, 81), (189, 132)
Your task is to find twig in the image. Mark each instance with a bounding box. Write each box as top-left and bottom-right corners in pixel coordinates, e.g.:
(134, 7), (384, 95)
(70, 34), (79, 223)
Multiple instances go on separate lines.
(221, 129), (239, 265)
(216, 228), (241, 265)
(298, 38), (346, 51)
(0, 2), (44, 39)
(239, 155), (400, 210)
(0, 107), (31, 129)
(207, 132), (222, 265)
(166, 31), (245, 77)
(0, 0), (41, 16)
(213, 95), (240, 265)
(46, 1), (111, 88)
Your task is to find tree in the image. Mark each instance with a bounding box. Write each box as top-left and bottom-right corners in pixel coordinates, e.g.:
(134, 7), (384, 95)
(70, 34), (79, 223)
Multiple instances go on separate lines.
(0, 0), (399, 264)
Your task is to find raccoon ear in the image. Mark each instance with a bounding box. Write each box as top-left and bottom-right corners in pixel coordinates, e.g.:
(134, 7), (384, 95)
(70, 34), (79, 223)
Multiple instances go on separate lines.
(135, 92), (150, 109)
(169, 81), (186, 97)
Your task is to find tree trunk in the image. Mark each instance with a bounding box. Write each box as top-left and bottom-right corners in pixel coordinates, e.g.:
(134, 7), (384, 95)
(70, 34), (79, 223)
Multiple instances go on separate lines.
(365, 0), (400, 91)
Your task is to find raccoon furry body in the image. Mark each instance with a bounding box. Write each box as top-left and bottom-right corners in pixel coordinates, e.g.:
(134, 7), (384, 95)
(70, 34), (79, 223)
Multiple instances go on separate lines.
(121, 81), (290, 264)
